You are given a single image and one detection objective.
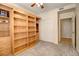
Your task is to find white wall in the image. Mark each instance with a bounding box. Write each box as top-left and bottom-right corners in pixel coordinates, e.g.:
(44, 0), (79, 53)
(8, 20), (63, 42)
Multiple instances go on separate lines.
(39, 9), (59, 44)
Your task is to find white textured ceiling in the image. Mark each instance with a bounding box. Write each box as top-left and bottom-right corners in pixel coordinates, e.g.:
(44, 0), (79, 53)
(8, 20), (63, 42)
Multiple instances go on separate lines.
(14, 3), (71, 14)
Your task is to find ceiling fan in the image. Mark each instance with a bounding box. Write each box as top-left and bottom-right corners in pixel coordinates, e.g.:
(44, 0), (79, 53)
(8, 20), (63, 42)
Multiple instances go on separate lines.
(31, 3), (44, 9)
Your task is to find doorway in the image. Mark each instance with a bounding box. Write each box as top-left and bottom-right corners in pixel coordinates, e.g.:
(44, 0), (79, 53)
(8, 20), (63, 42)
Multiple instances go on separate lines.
(60, 18), (72, 46)
(58, 8), (76, 48)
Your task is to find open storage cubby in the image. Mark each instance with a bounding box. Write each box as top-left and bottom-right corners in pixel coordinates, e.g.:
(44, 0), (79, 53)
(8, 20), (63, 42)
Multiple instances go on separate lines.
(0, 9), (9, 37)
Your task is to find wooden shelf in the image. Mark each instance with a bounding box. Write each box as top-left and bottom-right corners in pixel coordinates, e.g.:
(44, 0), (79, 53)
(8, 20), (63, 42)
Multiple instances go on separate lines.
(14, 44), (27, 53)
(14, 46), (27, 55)
(14, 31), (27, 34)
(14, 11), (26, 16)
(14, 38), (27, 45)
(14, 17), (27, 21)
(28, 31), (36, 33)
(0, 16), (9, 19)
(28, 26), (36, 28)
(28, 36), (36, 42)
(28, 35), (36, 38)
(14, 22), (27, 27)
(14, 25), (27, 27)
(29, 39), (37, 43)
(28, 20), (35, 23)
(14, 33), (27, 40)
(29, 40), (37, 47)
(14, 36), (27, 40)
(28, 16), (35, 19)
(28, 30), (36, 32)
(14, 29), (27, 33)
(28, 25), (36, 27)
(14, 42), (27, 48)
(14, 14), (25, 20)
(15, 32), (28, 36)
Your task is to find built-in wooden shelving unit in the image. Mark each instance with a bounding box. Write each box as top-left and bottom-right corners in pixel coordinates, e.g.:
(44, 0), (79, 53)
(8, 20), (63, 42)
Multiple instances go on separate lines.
(0, 4), (40, 55)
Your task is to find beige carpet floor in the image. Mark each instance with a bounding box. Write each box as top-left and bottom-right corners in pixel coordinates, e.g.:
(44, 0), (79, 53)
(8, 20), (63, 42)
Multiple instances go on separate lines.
(16, 40), (79, 56)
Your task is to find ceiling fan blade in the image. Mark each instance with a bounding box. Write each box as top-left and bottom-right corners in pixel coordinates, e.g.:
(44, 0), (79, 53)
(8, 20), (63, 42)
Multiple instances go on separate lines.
(31, 3), (36, 7)
(40, 5), (44, 9)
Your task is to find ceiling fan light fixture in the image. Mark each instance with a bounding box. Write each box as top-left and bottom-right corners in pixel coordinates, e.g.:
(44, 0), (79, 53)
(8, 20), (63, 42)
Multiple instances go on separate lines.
(39, 3), (43, 5)
(36, 3), (43, 7)
(31, 3), (44, 9)
(36, 3), (40, 7)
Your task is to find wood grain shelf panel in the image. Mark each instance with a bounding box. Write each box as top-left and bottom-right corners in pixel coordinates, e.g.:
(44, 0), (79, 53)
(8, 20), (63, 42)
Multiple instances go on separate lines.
(14, 31), (27, 34)
(29, 40), (37, 47)
(28, 21), (35, 23)
(14, 13), (26, 20)
(28, 30), (36, 32)
(29, 39), (37, 43)
(14, 24), (27, 27)
(0, 36), (11, 55)
(14, 25), (27, 27)
(28, 37), (36, 42)
(14, 29), (27, 33)
(14, 22), (27, 27)
(28, 24), (36, 26)
(28, 16), (35, 19)
(14, 36), (27, 40)
(28, 35), (36, 38)
(14, 44), (27, 53)
(14, 32), (27, 36)
(14, 11), (26, 16)
(14, 33), (27, 40)
(0, 31), (10, 37)
(14, 42), (27, 48)
(14, 26), (27, 29)
(14, 17), (27, 21)
(0, 16), (9, 19)
(28, 25), (36, 27)
(14, 38), (27, 45)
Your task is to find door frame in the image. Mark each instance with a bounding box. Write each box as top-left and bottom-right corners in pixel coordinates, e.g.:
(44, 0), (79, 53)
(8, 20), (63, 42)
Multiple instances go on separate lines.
(58, 8), (76, 48)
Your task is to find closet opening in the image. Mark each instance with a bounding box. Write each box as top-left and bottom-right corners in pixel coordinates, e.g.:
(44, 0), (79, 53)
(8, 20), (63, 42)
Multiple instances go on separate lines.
(58, 8), (76, 48)
(60, 18), (73, 46)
